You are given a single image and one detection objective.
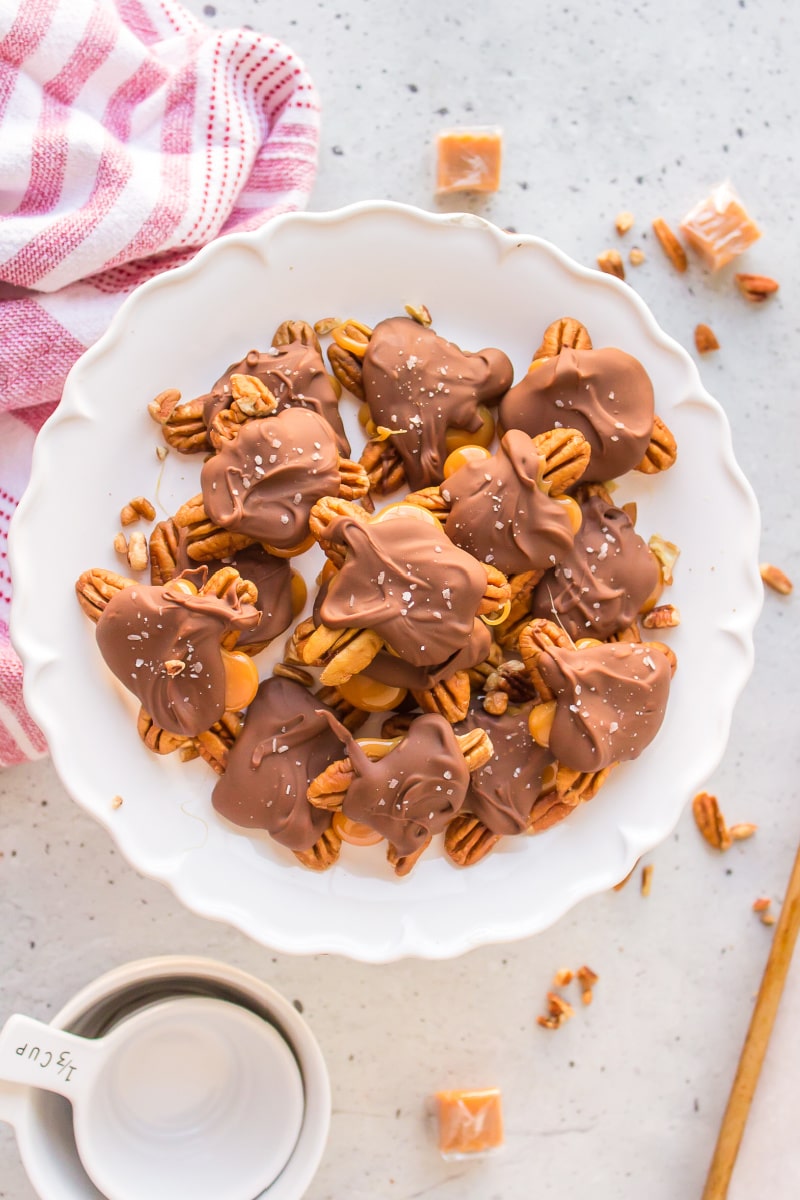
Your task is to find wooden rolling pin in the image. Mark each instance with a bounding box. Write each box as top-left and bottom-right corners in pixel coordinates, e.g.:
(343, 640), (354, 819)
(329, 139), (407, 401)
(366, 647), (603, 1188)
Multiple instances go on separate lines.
(701, 839), (800, 1198)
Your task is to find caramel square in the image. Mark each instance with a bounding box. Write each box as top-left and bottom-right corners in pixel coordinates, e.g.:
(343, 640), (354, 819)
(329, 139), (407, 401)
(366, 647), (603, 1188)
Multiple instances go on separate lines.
(436, 127), (503, 195)
(679, 181), (761, 271)
(434, 1087), (504, 1159)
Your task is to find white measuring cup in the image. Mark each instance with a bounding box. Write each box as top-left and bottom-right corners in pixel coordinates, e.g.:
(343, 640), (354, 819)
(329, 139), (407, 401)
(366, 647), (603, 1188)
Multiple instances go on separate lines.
(0, 995), (305, 1200)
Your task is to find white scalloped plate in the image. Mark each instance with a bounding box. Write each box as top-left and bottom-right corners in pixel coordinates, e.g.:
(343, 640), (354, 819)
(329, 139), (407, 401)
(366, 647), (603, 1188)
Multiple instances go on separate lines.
(10, 201), (761, 962)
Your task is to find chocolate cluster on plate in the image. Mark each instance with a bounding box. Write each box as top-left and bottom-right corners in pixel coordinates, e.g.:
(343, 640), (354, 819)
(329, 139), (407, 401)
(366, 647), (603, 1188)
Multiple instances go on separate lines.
(77, 311), (679, 874)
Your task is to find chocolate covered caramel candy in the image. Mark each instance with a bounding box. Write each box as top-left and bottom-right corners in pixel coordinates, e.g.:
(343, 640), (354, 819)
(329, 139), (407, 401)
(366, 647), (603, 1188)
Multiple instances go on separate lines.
(531, 492), (659, 641)
(538, 641), (671, 772)
(95, 573), (260, 737)
(319, 514), (487, 668)
(456, 702), (554, 836)
(159, 532), (294, 650)
(212, 678), (339, 850)
(201, 342), (349, 454)
(201, 407), (341, 551)
(442, 429), (576, 574)
(334, 713), (470, 858)
(499, 347), (654, 481)
(362, 316), (513, 489)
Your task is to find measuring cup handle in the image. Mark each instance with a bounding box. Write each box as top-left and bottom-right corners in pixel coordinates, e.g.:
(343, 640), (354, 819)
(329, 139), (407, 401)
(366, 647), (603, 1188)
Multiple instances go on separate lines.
(0, 1014), (99, 1102)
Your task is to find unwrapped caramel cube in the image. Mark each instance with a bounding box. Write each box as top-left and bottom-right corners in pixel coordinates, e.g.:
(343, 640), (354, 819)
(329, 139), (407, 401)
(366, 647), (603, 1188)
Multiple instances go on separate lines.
(434, 1087), (504, 1159)
(436, 127), (502, 194)
(679, 181), (761, 271)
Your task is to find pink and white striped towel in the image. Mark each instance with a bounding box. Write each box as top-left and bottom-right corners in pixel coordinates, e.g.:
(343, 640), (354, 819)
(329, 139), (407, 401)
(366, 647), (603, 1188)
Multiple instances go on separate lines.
(0, 0), (320, 767)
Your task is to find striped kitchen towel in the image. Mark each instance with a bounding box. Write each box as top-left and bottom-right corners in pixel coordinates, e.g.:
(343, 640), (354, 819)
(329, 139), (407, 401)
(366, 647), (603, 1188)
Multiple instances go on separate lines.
(0, 0), (320, 767)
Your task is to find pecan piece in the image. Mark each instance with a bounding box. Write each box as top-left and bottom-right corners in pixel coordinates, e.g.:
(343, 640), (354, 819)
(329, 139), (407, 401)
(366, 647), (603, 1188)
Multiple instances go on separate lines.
(636, 414), (677, 474)
(692, 791), (731, 851)
(527, 790), (577, 835)
(149, 518), (180, 584)
(120, 496), (156, 525)
(359, 436), (407, 496)
(641, 603), (681, 630)
(735, 273), (779, 303)
(272, 319), (321, 354)
(327, 342), (365, 401)
(483, 659), (538, 704)
(337, 456), (370, 502)
(495, 569), (544, 650)
(136, 709), (192, 755)
(314, 684), (370, 732)
(403, 487), (452, 518)
(555, 763), (614, 805)
(272, 662), (314, 688)
(126, 531), (148, 573)
(652, 217), (688, 272)
(201, 565), (258, 609)
(148, 389), (208, 453)
(411, 671), (471, 724)
(301, 624), (384, 686)
(478, 564), (511, 616)
(483, 691), (508, 715)
(173, 493), (257, 562)
(386, 837), (431, 878)
(293, 826), (342, 871)
(307, 756), (355, 810)
(694, 323), (720, 354)
(597, 249), (625, 279)
(532, 427), (591, 495)
(284, 617), (317, 665)
(454, 726), (494, 772)
(518, 618), (573, 696)
(615, 211), (634, 235)
(194, 712), (242, 776)
(380, 712), (416, 739)
(534, 317), (592, 359)
(536, 991), (575, 1030)
(445, 813), (502, 867)
(760, 562), (793, 595)
(75, 567), (135, 622)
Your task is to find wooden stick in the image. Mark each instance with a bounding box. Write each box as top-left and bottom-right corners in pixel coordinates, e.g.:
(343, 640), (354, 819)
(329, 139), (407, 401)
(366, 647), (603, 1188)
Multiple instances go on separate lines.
(701, 839), (800, 1199)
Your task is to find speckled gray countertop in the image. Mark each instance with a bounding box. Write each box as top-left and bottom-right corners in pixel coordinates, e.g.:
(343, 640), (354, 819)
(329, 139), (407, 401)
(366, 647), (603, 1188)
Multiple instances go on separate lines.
(2, 1), (799, 1197)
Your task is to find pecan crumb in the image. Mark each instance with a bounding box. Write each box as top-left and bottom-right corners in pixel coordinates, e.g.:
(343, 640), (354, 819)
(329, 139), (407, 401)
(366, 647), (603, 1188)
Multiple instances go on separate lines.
(313, 317), (342, 337)
(641, 863), (654, 896)
(126, 531), (148, 573)
(615, 210), (634, 235)
(597, 249), (625, 279)
(628, 247), (646, 266)
(752, 896), (772, 913)
(404, 302), (433, 326)
(113, 532), (128, 557)
(536, 991), (575, 1030)
(735, 273), (779, 303)
(729, 822), (757, 841)
(576, 965), (598, 1005)
(652, 217), (688, 272)
(692, 791), (731, 851)
(760, 563), (793, 595)
(483, 691), (508, 716)
(642, 604), (681, 630)
(111, 795), (123, 809)
(760, 912), (777, 926)
(553, 968), (574, 987)
(694, 323), (720, 354)
(156, 445), (168, 462)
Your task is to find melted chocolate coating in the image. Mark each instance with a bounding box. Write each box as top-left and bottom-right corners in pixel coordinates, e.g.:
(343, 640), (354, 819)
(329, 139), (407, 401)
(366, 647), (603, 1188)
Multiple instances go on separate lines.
(362, 316), (513, 489)
(499, 347), (654, 481)
(201, 342), (350, 455)
(456, 702), (554, 836)
(539, 641), (671, 772)
(442, 429), (576, 574)
(171, 540), (294, 649)
(531, 492), (659, 641)
(319, 515), (488, 667)
(201, 407), (341, 550)
(212, 678), (337, 850)
(331, 712), (469, 858)
(95, 574), (260, 737)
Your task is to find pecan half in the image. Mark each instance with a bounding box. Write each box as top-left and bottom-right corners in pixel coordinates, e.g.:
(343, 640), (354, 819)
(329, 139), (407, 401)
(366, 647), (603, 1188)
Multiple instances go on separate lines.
(149, 518), (180, 584)
(534, 317), (592, 360)
(454, 726), (494, 772)
(495, 569), (545, 650)
(411, 671), (471, 724)
(692, 791), (732, 850)
(445, 813), (502, 866)
(403, 487), (452, 518)
(483, 659), (539, 703)
(337, 456), (370, 502)
(386, 837), (431, 878)
(532, 427), (591, 495)
(307, 757), (354, 810)
(527, 790), (577, 835)
(293, 826), (342, 871)
(555, 764), (614, 805)
(76, 567), (135, 622)
(148, 389), (208, 453)
(636, 414), (678, 474)
(272, 319), (321, 354)
(301, 624), (384, 686)
(327, 342), (365, 401)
